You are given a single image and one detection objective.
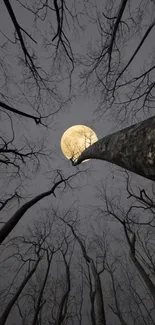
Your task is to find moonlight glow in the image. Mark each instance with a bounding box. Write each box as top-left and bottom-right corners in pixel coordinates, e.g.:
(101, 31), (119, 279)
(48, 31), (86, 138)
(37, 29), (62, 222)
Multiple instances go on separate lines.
(61, 125), (98, 161)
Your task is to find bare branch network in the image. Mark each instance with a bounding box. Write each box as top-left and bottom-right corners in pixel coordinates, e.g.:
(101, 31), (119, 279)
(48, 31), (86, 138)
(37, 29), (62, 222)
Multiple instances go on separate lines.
(0, 1), (155, 325)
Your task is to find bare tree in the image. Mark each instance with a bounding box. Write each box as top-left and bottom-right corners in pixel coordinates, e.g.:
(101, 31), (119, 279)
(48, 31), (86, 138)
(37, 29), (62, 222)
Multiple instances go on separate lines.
(32, 250), (53, 325)
(105, 255), (155, 325)
(0, 256), (41, 325)
(54, 239), (72, 325)
(80, 0), (155, 122)
(0, 0), (91, 219)
(0, 171), (81, 244)
(106, 261), (130, 325)
(96, 180), (155, 303)
(0, 217), (51, 325)
(61, 216), (106, 325)
(6, 212), (77, 325)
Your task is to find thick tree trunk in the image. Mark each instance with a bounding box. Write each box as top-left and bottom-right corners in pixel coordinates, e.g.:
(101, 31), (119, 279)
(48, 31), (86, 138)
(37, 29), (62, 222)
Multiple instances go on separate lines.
(88, 267), (96, 325)
(89, 260), (106, 325)
(90, 290), (96, 325)
(0, 258), (40, 325)
(73, 116), (155, 181)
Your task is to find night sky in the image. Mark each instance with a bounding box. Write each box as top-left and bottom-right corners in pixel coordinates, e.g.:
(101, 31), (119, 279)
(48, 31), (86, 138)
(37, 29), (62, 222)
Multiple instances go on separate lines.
(0, 1), (155, 324)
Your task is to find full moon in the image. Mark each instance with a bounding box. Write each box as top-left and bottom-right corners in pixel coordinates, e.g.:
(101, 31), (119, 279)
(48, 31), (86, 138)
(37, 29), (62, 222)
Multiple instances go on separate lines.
(61, 125), (98, 161)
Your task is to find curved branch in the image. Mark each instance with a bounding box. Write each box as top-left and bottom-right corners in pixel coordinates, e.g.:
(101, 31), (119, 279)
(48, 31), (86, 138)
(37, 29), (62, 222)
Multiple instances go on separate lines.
(0, 257), (40, 325)
(0, 101), (42, 125)
(0, 172), (80, 244)
(113, 19), (155, 89)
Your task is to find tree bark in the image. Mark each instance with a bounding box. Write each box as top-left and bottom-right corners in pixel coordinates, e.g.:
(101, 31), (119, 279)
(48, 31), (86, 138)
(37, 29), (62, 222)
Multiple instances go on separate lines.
(0, 258), (40, 325)
(73, 115), (155, 181)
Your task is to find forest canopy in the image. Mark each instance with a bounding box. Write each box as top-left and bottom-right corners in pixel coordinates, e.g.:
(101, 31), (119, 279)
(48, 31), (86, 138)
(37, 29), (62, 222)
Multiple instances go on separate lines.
(0, 1), (155, 325)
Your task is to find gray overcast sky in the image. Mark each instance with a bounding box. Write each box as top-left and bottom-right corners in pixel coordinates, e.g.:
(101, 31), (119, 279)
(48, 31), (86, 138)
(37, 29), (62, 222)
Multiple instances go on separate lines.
(0, 0), (153, 269)
(0, 0), (154, 263)
(0, 0), (121, 216)
(0, 0), (155, 324)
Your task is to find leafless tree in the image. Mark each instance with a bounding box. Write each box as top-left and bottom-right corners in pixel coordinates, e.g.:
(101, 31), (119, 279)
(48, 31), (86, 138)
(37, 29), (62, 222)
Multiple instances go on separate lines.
(0, 170), (81, 244)
(0, 210), (75, 324)
(80, 0), (155, 122)
(77, 228), (108, 325)
(104, 255), (155, 325)
(0, 0), (91, 218)
(96, 178), (155, 305)
(59, 213), (106, 325)
(0, 219), (49, 325)
(108, 268), (129, 325)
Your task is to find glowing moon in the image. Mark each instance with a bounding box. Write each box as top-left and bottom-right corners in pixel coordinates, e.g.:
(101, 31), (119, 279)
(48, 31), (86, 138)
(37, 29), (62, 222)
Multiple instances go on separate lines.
(61, 125), (98, 161)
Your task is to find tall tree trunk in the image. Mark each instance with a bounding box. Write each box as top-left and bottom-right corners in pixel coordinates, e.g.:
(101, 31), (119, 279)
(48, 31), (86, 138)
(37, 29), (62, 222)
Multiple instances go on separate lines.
(109, 269), (129, 325)
(89, 259), (106, 325)
(73, 115), (155, 181)
(90, 290), (96, 325)
(67, 223), (106, 325)
(32, 252), (53, 325)
(130, 251), (155, 301)
(0, 258), (40, 325)
(0, 173), (76, 244)
(55, 254), (70, 325)
(88, 265), (96, 325)
(125, 230), (155, 302)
